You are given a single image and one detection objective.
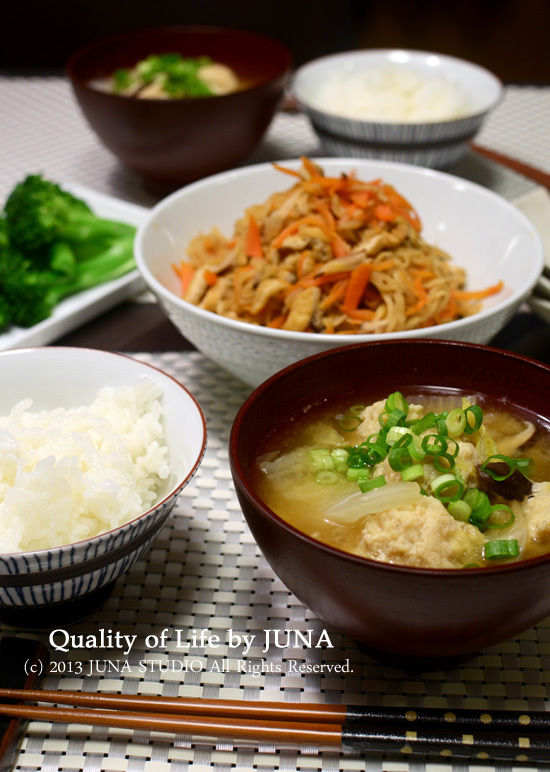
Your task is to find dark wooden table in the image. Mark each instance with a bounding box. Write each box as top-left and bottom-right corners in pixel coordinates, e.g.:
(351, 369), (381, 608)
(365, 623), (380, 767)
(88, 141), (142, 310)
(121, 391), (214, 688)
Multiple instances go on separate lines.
(56, 300), (550, 366)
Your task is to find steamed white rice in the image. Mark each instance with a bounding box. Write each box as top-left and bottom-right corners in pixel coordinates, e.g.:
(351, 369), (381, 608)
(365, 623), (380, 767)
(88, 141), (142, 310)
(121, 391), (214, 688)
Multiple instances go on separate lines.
(313, 65), (470, 122)
(0, 378), (170, 553)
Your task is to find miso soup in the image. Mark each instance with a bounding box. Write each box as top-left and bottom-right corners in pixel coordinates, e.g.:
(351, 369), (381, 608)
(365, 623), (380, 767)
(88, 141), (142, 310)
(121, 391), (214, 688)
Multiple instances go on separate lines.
(251, 389), (550, 569)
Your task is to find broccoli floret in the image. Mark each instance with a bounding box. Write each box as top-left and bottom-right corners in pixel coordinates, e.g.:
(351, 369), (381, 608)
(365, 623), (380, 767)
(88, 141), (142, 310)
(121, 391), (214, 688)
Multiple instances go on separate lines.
(4, 175), (134, 256)
(0, 176), (137, 332)
(0, 239), (135, 329)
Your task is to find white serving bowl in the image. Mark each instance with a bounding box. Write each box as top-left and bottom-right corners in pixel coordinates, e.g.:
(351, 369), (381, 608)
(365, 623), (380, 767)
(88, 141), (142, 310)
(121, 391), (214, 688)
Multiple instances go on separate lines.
(0, 347), (206, 623)
(293, 49), (503, 168)
(135, 158), (543, 387)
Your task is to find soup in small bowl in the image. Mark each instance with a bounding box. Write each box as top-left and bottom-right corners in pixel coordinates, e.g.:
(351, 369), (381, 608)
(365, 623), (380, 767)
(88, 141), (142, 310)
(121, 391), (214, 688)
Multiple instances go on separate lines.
(229, 340), (550, 659)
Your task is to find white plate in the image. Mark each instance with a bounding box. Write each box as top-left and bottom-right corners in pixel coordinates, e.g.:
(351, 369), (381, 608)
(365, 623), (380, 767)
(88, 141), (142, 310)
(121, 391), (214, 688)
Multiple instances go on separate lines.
(0, 184), (148, 350)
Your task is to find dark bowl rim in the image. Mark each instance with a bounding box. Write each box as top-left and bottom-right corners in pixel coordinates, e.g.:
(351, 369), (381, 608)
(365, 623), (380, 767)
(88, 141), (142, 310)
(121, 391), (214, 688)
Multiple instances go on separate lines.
(66, 24), (293, 103)
(229, 338), (550, 578)
(0, 346), (208, 560)
(293, 47), (504, 127)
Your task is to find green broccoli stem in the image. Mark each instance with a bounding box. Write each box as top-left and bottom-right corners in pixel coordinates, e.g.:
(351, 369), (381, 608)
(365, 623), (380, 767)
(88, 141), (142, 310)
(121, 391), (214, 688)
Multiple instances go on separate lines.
(47, 242), (136, 304)
(57, 216), (136, 244)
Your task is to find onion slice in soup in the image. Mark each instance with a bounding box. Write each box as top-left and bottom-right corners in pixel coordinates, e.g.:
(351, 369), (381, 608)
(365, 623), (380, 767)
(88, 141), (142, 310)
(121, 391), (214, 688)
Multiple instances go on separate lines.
(324, 481), (424, 524)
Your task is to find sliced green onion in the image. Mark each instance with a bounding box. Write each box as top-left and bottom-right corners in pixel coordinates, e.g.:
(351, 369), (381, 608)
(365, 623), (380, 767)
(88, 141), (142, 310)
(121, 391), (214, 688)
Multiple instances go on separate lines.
(337, 414), (362, 432)
(445, 437), (460, 458)
(359, 475), (387, 493)
(379, 409), (407, 431)
(411, 411), (436, 435)
(433, 453), (455, 472)
(463, 405), (483, 434)
(386, 426), (412, 446)
(463, 488), (490, 513)
(385, 391), (409, 414)
(331, 448), (349, 472)
(421, 434), (447, 455)
(480, 454), (530, 481)
(409, 434), (427, 461)
(394, 433), (413, 448)
(388, 446), (412, 472)
(484, 504), (515, 529)
(431, 474), (465, 502)
(308, 449), (334, 471)
(315, 470), (339, 485)
(435, 414), (448, 436)
(401, 464), (424, 481)
(446, 408), (466, 437)
(365, 433), (381, 445)
(348, 404), (366, 417)
(484, 539), (520, 560)
(448, 500), (472, 521)
(347, 467), (371, 481)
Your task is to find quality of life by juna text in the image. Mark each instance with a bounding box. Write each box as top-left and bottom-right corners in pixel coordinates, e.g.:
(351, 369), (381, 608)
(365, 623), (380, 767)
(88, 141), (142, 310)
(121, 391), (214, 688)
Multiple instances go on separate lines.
(49, 627), (335, 657)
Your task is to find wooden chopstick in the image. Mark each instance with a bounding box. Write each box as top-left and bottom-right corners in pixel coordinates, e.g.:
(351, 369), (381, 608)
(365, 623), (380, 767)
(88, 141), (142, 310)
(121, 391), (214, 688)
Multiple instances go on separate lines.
(0, 701), (549, 763)
(0, 688), (344, 723)
(470, 142), (550, 189)
(0, 689), (549, 763)
(1, 688), (549, 733)
(0, 702), (341, 745)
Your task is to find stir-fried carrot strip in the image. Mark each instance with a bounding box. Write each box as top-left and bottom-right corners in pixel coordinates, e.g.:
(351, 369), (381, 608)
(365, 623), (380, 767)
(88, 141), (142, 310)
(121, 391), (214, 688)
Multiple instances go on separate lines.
(300, 156), (323, 178)
(394, 204), (422, 231)
(350, 190), (372, 208)
(272, 216), (326, 249)
(268, 314), (288, 328)
(452, 281), (504, 301)
(346, 308), (376, 320)
(204, 269), (218, 286)
(342, 264), (373, 311)
(372, 259), (396, 272)
(374, 204), (395, 222)
(315, 200), (336, 229)
(272, 214), (348, 259)
(435, 296), (458, 323)
(410, 268), (435, 279)
(302, 177), (347, 195)
(320, 279), (348, 310)
(378, 184), (422, 231)
(286, 270), (351, 300)
(314, 271), (351, 287)
(331, 234), (349, 258)
(271, 162), (302, 179)
(406, 276), (429, 316)
(173, 262), (195, 297)
(245, 215), (263, 259)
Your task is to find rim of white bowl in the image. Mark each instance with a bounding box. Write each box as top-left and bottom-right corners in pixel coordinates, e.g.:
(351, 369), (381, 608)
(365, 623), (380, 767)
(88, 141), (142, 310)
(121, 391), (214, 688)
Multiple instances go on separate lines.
(135, 157), (544, 344)
(292, 48), (504, 125)
(0, 347), (207, 558)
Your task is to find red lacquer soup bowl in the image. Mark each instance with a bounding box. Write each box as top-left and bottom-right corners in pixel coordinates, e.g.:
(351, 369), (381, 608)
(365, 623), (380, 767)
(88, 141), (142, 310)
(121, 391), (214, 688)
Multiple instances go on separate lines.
(67, 26), (291, 189)
(229, 340), (550, 661)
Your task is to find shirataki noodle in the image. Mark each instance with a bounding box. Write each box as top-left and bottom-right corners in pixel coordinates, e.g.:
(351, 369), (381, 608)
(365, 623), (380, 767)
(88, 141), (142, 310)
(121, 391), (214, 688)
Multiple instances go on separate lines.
(173, 158), (503, 334)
